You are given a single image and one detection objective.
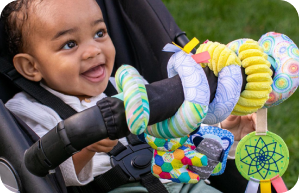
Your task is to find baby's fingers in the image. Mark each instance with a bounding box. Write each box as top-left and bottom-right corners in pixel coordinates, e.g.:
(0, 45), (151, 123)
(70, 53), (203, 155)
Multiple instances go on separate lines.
(94, 138), (119, 147)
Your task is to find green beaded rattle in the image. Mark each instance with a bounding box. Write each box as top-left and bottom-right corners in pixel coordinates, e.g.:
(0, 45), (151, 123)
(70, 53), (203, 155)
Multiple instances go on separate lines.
(235, 109), (289, 193)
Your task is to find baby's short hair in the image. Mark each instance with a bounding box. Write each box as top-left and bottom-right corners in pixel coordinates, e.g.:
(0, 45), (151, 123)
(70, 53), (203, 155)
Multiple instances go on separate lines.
(1, 0), (41, 57)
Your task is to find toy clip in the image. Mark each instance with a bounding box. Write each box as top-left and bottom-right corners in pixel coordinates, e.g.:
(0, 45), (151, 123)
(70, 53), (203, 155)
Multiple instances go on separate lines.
(163, 37), (201, 55)
(172, 37), (200, 54)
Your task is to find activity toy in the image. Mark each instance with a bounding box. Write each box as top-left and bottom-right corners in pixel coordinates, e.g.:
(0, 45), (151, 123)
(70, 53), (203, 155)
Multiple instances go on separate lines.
(114, 32), (298, 187)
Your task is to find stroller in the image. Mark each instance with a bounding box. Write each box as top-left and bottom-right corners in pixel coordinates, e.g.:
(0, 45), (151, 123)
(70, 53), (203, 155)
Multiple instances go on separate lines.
(0, 0), (257, 192)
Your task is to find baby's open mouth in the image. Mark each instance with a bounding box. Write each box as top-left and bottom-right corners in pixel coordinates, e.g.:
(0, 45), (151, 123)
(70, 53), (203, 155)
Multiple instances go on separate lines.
(81, 64), (106, 83)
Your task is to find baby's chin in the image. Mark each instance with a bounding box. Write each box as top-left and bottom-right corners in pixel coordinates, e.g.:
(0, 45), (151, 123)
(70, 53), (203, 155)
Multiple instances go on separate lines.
(75, 93), (99, 101)
(63, 81), (109, 100)
(77, 88), (107, 100)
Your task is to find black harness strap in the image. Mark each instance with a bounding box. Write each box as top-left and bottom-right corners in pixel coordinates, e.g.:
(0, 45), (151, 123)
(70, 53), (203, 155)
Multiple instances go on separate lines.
(126, 133), (144, 146)
(108, 141), (127, 156)
(67, 165), (130, 193)
(68, 165), (168, 193)
(103, 80), (118, 96)
(90, 165), (130, 192)
(141, 173), (169, 193)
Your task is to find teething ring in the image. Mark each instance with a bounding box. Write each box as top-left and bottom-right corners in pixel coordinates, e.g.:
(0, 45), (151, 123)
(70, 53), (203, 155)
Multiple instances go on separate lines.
(259, 32), (299, 108)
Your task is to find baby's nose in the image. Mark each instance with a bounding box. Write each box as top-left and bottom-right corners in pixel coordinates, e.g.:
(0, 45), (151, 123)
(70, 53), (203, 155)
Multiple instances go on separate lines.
(82, 43), (101, 60)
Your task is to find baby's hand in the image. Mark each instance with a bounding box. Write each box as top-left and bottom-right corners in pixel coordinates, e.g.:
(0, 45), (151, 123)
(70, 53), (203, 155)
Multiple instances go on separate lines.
(220, 113), (256, 141)
(85, 138), (118, 153)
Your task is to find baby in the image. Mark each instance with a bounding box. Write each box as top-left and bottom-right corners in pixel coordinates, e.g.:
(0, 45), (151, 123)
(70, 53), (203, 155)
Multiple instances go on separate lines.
(2, 0), (223, 192)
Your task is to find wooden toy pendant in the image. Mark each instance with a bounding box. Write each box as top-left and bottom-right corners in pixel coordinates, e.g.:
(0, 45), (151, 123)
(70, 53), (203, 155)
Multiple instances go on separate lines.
(235, 109), (289, 193)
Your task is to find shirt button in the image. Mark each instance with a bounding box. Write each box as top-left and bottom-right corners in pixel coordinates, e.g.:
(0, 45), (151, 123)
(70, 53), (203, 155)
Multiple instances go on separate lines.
(84, 98), (91, 103)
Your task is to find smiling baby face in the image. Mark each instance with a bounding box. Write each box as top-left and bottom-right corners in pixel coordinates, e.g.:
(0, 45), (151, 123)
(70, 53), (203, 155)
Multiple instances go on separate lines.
(11, 0), (115, 99)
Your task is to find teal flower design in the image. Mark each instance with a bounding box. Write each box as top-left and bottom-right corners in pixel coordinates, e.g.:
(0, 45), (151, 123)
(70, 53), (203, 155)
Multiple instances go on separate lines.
(240, 137), (284, 179)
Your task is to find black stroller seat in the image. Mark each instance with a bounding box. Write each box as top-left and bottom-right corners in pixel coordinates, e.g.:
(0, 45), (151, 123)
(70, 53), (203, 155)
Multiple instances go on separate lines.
(0, 1), (252, 192)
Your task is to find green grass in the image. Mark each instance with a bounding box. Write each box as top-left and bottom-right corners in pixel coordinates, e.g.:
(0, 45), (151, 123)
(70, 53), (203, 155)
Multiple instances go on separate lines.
(162, 0), (299, 189)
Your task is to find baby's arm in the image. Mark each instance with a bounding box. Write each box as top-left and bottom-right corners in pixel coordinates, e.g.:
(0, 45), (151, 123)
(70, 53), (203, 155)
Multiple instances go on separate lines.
(6, 92), (128, 186)
(73, 138), (118, 175)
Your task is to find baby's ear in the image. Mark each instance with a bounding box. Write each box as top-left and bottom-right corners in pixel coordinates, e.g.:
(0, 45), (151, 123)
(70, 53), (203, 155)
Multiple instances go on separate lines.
(13, 53), (42, 82)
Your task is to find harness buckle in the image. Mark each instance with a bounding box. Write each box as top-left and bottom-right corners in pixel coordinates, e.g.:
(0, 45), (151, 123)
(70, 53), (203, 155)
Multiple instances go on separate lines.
(110, 143), (153, 182)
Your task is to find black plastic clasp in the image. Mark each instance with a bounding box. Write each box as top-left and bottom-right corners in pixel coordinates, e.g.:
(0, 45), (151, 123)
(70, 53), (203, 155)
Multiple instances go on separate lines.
(110, 143), (153, 182)
(174, 32), (196, 54)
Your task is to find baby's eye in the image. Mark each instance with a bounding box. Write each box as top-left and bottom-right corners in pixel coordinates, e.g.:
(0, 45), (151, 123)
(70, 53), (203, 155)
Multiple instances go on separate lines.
(94, 30), (105, 39)
(62, 41), (77, 50)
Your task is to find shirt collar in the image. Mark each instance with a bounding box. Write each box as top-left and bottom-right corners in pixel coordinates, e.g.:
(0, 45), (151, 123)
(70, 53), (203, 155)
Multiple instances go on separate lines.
(40, 82), (107, 112)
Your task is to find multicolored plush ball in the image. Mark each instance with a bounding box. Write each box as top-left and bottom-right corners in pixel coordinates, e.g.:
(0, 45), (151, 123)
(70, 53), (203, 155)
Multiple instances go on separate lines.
(258, 32), (299, 108)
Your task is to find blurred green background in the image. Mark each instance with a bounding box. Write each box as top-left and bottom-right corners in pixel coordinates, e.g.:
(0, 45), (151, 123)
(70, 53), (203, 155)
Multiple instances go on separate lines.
(162, 0), (299, 189)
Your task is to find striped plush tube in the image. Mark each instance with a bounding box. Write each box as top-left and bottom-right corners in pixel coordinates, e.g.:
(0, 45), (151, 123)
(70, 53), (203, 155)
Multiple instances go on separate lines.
(115, 65), (149, 135)
(114, 57), (209, 139)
